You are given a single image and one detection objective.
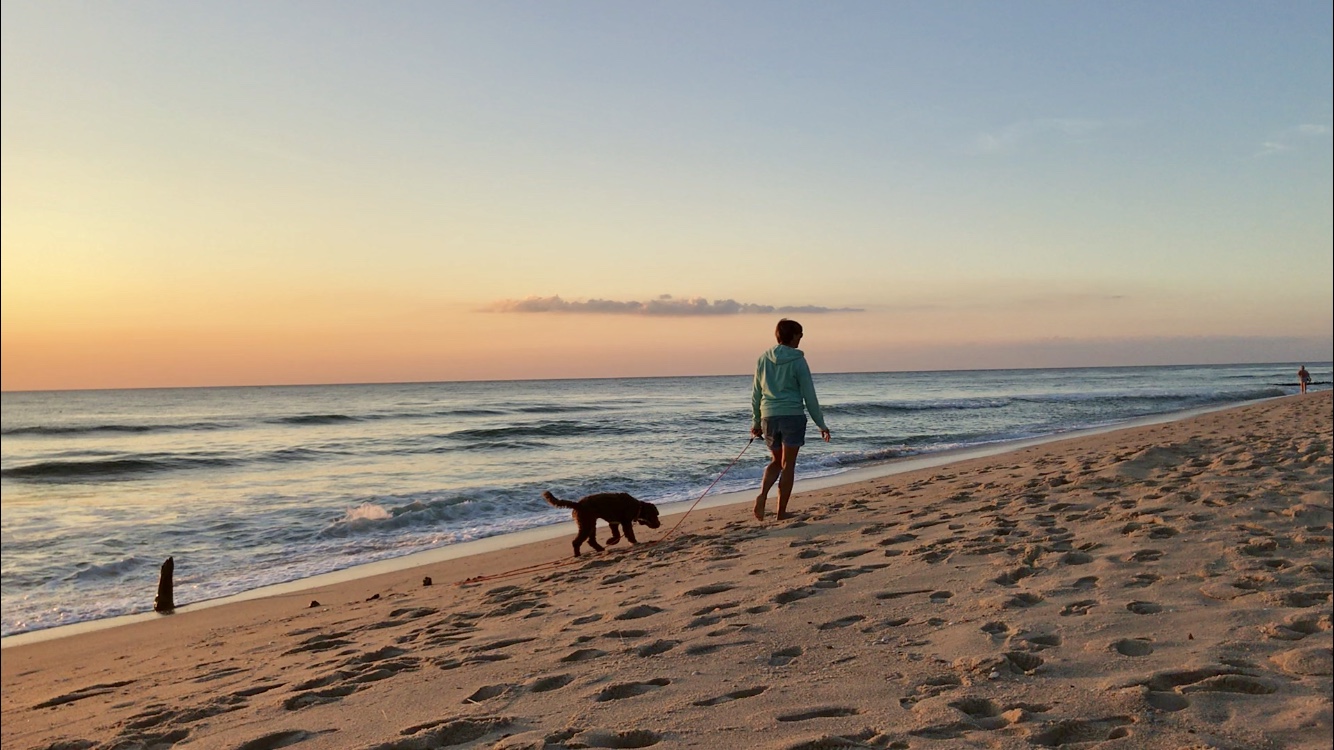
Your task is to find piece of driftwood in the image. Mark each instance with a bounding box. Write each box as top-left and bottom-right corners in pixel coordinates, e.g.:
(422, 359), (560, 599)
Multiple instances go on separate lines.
(154, 557), (175, 613)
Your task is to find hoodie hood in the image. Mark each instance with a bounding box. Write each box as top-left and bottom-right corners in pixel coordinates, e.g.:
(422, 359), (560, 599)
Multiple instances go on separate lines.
(765, 344), (806, 365)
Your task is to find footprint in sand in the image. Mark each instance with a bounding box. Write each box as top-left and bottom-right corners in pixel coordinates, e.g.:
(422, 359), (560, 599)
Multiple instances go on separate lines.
(230, 729), (317, 749)
(1145, 691), (1190, 711)
(282, 632), (356, 656)
(818, 615), (865, 630)
(31, 680), (138, 710)
(878, 533), (918, 546)
(1000, 592), (1045, 609)
(768, 646), (803, 666)
(1126, 601), (1163, 615)
(875, 588), (933, 601)
(616, 604), (664, 620)
(572, 729), (664, 748)
(1271, 647), (1334, 676)
(1180, 675), (1278, 695)
(772, 587), (816, 605)
(1059, 599), (1098, 617)
(384, 717), (513, 748)
(691, 601), (740, 617)
(948, 698), (1008, 730)
(231, 683), (284, 698)
(282, 651), (421, 709)
(593, 678), (670, 702)
(461, 637), (535, 655)
(528, 674), (575, 692)
(862, 616), (910, 633)
(560, 648), (607, 662)
(463, 684), (510, 703)
(123, 695), (247, 730)
(682, 584), (734, 597)
(685, 641), (754, 656)
(1265, 591), (1333, 608)
(635, 640), (679, 657)
(1027, 717), (1133, 746)
(993, 566), (1036, 586)
(1262, 612), (1331, 640)
(283, 685), (358, 711)
(899, 674), (962, 707)
(1059, 551), (1094, 565)
(1003, 652), (1044, 674)
(1125, 573), (1161, 589)
(1009, 633), (1061, 651)
(776, 706), (860, 722)
(693, 686), (768, 706)
(1132, 665), (1278, 698)
(434, 653), (510, 670)
(1111, 638), (1154, 657)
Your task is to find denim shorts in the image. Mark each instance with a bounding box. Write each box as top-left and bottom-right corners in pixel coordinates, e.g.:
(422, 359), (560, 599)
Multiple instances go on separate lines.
(761, 415), (807, 449)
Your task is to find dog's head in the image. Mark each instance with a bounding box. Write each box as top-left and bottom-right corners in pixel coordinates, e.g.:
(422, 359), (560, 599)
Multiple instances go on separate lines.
(637, 500), (661, 529)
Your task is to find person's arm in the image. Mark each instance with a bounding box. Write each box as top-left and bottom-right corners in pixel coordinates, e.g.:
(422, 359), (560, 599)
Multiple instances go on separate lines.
(750, 363), (764, 436)
(796, 360), (830, 435)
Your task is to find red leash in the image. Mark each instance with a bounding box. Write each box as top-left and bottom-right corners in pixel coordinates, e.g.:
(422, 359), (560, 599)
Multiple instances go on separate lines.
(647, 437), (754, 547)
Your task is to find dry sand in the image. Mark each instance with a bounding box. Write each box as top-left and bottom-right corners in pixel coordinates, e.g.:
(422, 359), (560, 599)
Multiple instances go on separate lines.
(3, 393), (1330, 750)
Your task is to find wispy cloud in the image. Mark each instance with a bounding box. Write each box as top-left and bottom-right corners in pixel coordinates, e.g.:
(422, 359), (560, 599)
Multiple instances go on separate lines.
(971, 118), (1105, 154)
(1255, 123), (1331, 157)
(483, 295), (863, 316)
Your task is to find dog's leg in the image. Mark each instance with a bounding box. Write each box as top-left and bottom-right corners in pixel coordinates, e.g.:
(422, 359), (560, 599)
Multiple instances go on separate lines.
(622, 524), (639, 545)
(573, 520), (594, 557)
(575, 515), (605, 555)
(605, 522), (623, 546)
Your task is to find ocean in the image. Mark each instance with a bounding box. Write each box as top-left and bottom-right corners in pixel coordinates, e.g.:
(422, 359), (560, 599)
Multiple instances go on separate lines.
(1, 362), (1328, 638)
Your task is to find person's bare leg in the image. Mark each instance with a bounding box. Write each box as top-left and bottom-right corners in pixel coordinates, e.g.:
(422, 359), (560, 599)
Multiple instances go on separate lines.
(755, 447), (782, 520)
(776, 445), (801, 520)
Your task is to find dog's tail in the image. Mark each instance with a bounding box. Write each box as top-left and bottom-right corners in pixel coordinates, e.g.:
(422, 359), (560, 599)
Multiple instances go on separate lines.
(542, 490), (578, 509)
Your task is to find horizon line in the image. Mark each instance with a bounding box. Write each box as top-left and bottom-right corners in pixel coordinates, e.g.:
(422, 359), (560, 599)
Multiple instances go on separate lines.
(4, 359), (1330, 396)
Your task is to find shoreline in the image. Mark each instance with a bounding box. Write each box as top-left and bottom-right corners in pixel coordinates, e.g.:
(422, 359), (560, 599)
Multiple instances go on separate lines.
(3, 392), (1329, 750)
(0, 396), (1272, 649)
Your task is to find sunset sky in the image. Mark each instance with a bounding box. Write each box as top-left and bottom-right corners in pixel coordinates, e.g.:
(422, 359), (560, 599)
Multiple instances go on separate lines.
(3, 1), (1331, 391)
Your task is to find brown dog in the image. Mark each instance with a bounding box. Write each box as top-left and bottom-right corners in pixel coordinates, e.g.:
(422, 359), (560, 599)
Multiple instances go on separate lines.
(543, 490), (661, 557)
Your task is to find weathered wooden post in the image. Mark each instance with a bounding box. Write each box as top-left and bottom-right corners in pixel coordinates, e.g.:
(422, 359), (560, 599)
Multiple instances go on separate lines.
(154, 556), (175, 613)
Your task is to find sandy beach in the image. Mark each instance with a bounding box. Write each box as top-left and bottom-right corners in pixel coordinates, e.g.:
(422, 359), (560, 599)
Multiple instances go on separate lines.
(2, 392), (1329, 750)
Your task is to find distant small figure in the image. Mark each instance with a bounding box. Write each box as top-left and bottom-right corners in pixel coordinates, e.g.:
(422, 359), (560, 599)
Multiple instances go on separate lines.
(1298, 365), (1311, 394)
(750, 318), (831, 521)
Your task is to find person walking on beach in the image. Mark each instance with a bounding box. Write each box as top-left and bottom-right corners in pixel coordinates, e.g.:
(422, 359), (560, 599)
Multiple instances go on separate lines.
(750, 318), (831, 521)
(1298, 365), (1311, 394)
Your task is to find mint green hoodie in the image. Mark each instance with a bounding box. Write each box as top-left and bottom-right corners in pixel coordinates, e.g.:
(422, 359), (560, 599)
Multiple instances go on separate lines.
(751, 344), (828, 431)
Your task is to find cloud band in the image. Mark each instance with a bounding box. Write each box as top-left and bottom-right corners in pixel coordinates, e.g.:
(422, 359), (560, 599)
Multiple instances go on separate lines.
(484, 295), (862, 316)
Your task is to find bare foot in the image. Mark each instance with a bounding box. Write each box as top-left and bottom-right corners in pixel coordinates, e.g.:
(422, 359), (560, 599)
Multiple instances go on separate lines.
(753, 496), (766, 521)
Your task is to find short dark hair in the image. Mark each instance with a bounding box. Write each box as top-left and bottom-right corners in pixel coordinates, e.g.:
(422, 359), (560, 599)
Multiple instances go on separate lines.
(775, 318), (803, 345)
